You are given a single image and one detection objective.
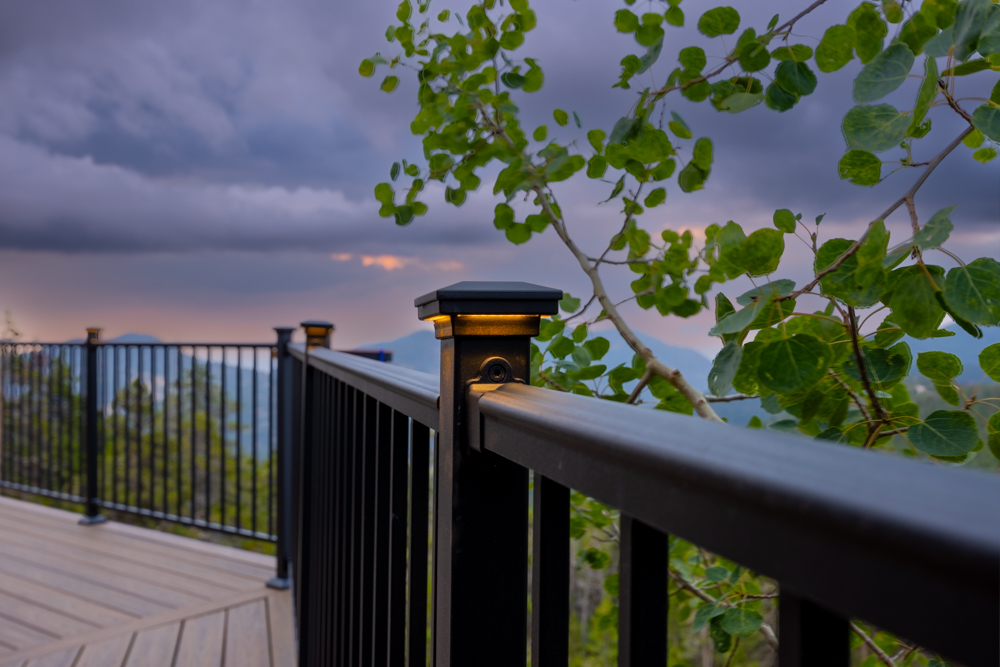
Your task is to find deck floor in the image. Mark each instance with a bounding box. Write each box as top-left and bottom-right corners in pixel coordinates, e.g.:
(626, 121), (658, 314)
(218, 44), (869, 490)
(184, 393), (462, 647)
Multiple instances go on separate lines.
(0, 495), (295, 667)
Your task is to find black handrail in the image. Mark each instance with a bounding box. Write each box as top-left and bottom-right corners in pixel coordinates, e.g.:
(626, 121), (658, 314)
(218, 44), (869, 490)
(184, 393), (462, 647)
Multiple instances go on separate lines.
(286, 281), (1000, 667)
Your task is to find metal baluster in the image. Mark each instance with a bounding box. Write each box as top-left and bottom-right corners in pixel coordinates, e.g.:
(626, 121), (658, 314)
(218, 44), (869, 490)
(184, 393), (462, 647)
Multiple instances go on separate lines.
(138, 345), (144, 509)
(205, 347), (211, 525)
(618, 515), (668, 666)
(371, 400), (393, 667)
(236, 347), (243, 532)
(162, 347), (168, 516)
(80, 330), (104, 524)
(408, 421), (430, 667)
(113, 346), (119, 506)
(220, 347), (226, 527)
(531, 474), (570, 666)
(360, 394), (378, 667)
(778, 591), (849, 666)
(268, 330), (294, 588)
(177, 347), (183, 519)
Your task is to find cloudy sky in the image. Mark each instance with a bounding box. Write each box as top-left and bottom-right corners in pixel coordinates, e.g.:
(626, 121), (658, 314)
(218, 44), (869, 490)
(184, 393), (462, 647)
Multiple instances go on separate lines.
(0, 0), (996, 354)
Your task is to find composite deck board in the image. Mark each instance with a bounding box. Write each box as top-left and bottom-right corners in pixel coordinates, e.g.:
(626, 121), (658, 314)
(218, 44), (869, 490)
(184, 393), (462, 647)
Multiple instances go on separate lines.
(0, 500), (274, 582)
(0, 557), (164, 618)
(0, 514), (256, 593)
(0, 496), (293, 666)
(172, 611), (225, 667)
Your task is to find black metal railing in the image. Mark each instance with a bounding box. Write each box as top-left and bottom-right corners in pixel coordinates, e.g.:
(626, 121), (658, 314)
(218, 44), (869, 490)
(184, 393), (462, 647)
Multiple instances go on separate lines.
(286, 281), (1000, 667)
(0, 332), (281, 541)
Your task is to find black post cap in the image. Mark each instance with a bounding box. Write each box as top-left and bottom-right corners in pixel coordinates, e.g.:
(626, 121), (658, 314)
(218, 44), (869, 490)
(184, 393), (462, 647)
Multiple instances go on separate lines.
(415, 281), (563, 320)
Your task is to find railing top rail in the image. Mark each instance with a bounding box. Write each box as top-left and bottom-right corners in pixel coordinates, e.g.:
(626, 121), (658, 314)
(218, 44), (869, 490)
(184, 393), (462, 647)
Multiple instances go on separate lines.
(2, 342), (277, 348)
(290, 343), (439, 427)
(475, 383), (1000, 659)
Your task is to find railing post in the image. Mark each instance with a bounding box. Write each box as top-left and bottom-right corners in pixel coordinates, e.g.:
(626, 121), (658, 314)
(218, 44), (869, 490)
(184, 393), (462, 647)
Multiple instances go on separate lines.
(268, 326), (296, 590)
(416, 280), (562, 667)
(79, 328), (106, 525)
(294, 320), (333, 667)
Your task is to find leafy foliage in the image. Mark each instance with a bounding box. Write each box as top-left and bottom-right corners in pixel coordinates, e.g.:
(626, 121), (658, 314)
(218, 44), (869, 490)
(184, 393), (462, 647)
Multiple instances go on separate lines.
(361, 0), (1000, 661)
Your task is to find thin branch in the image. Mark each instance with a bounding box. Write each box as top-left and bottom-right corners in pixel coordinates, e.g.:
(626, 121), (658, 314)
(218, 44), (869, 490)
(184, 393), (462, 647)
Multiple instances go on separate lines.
(904, 196), (920, 235)
(667, 570), (779, 652)
(706, 393), (757, 403)
(722, 637), (740, 667)
(848, 306), (889, 428)
(785, 126), (974, 301)
(851, 622), (898, 667)
(829, 370), (872, 423)
(562, 294), (597, 323)
(627, 369), (652, 404)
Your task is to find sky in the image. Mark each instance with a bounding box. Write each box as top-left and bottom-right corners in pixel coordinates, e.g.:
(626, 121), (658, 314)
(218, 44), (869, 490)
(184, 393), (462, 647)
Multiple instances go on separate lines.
(0, 0), (996, 355)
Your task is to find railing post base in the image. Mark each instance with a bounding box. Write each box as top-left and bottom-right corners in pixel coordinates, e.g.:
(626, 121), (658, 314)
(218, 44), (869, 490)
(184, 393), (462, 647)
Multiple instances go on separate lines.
(78, 514), (106, 526)
(266, 576), (290, 590)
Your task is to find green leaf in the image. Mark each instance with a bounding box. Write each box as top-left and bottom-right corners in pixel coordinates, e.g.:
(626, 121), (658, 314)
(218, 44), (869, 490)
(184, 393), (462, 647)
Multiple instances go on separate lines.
(380, 75), (399, 92)
(390, 162), (400, 181)
(584, 337), (610, 361)
(900, 11), (943, 54)
(502, 71), (526, 88)
(533, 125), (547, 142)
(849, 3), (888, 63)
(709, 618), (732, 652)
(718, 92), (764, 113)
(739, 42), (772, 71)
(910, 56), (940, 135)
(615, 9), (640, 32)
(644, 188), (666, 207)
(665, 5), (684, 26)
(917, 351), (964, 383)
(842, 104), (911, 153)
(679, 46), (707, 72)
(815, 235), (887, 308)
(583, 547), (611, 570)
(839, 150), (882, 186)
(693, 603), (726, 632)
(698, 7), (740, 37)
(981, 342), (1000, 381)
(974, 147), (997, 163)
(924, 26), (956, 57)
(719, 608), (764, 637)
(553, 109), (569, 126)
(914, 205), (955, 250)
(972, 104), (1000, 142)
(952, 0), (991, 61)
(944, 258), (1000, 325)
(843, 343), (912, 389)
(775, 61), (817, 96)
(359, 59), (376, 77)
(771, 44), (813, 61)
(886, 265), (947, 339)
(668, 121), (692, 139)
(853, 43), (915, 103)
(757, 334), (833, 393)
(587, 155), (608, 179)
(883, 0), (904, 23)
(740, 228), (784, 276)
(523, 58), (544, 92)
(559, 294), (581, 313)
(588, 129), (606, 153)
(943, 59), (993, 76)
(505, 223), (532, 244)
(773, 209), (797, 233)
(705, 566), (729, 582)
(709, 342), (743, 396)
(678, 162), (707, 192)
(964, 129), (985, 148)
(909, 410), (981, 456)
(979, 5), (1000, 55)
(609, 117), (642, 145)
(816, 24), (856, 72)
(766, 82), (799, 111)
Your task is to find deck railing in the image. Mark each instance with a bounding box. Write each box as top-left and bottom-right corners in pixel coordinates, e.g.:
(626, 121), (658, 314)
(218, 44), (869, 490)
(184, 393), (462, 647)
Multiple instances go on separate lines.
(2, 281), (999, 666)
(286, 281), (999, 667)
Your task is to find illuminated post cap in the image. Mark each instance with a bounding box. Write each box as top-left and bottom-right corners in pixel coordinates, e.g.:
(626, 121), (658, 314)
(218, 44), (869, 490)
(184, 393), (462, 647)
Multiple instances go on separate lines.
(85, 328), (101, 343)
(301, 321), (335, 348)
(415, 281), (563, 339)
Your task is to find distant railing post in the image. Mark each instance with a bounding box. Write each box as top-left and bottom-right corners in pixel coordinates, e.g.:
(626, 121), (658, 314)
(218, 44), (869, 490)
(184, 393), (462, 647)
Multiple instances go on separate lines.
(268, 326), (296, 590)
(416, 281), (562, 667)
(79, 328), (106, 525)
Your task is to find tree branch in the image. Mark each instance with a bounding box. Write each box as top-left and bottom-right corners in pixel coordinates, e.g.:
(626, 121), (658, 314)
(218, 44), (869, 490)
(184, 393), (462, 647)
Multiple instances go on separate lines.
(706, 393), (757, 403)
(851, 622), (898, 667)
(847, 307), (889, 431)
(627, 369), (652, 404)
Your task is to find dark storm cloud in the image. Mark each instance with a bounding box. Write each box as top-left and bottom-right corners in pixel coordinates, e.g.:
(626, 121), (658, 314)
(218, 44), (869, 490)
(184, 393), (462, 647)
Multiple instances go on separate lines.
(0, 0), (995, 257)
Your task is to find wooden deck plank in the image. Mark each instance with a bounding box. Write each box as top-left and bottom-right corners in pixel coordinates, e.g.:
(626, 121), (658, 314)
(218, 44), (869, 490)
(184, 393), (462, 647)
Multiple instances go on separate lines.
(0, 498), (274, 571)
(123, 622), (180, 667)
(0, 570), (132, 629)
(0, 614), (54, 653)
(0, 503), (274, 582)
(224, 600), (270, 667)
(23, 647), (80, 667)
(0, 534), (208, 607)
(0, 514), (257, 593)
(0, 589), (270, 666)
(173, 612), (225, 667)
(0, 592), (93, 639)
(73, 633), (132, 667)
(267, 590), (296, 667)
(0, 556), (163, 618)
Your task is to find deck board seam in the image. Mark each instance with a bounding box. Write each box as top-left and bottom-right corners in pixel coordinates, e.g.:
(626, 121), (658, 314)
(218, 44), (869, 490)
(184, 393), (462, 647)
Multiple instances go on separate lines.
(0, 588), (105, 633)
(0, 567), (144, 621)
